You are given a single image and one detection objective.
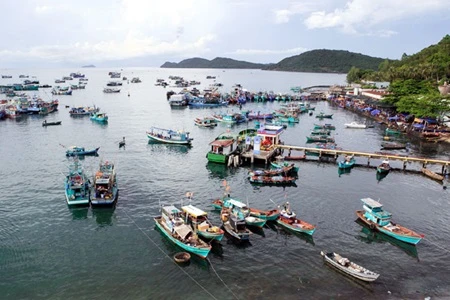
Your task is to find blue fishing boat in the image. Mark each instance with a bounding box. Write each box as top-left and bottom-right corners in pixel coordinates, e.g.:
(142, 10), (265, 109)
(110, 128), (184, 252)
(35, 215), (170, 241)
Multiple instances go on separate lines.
(181, 204), (224, 242)
(377, 160), (390, 174)
(154, 205), (212, 258)
(314, 123), (336, 130)
(64, 160), (90, 206)
(65, 146), (100, 157)
(90, 161), (118, 206)
(90, 111), (108, 122)
(338, 155), (355, 169)
(220, 199), (252, 240)
(356, 198), (424, 245)
(146, 127), (193, 145)
(315, 112), (333, 119)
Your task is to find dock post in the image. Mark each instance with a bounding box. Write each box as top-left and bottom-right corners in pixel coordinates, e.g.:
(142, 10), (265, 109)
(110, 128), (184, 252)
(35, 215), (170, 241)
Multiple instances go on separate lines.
(251, 155), (254, 164)
(367, 156), (371, 166)
(403, 160), (407, 170)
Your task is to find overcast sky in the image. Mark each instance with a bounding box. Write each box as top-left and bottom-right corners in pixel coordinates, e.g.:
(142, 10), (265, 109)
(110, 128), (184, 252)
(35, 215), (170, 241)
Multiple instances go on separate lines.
(0, 0), (449, 68)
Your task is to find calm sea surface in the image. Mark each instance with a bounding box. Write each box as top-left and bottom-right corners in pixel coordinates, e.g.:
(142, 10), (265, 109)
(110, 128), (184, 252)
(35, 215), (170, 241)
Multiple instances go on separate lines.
(1, 68), (450, 299)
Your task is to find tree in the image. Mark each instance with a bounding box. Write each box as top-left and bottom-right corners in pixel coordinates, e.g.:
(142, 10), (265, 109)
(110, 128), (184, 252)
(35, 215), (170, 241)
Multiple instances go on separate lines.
(401, 53), (408, 60)
(346, 66), (361, 83)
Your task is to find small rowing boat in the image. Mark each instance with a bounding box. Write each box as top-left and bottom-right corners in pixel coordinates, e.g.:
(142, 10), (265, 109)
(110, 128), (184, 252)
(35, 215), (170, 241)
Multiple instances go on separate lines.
(320, 251), (380, 282)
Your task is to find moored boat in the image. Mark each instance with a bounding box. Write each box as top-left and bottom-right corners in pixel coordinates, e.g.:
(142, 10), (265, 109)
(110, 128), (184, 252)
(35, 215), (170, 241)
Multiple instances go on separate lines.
(356, 198), (424, 245)
(42, 120), (62, 127)
(154, 206), (211, 258)
(315, 112), (333, 119)
(207, 132), (239, 164)
(276, 202), (316, 235)
(248, 175), (297, 185)
(90, 112), (108, 122)
(249, 207), (280, 221)
(65, 146), (100, 157)
(220, 199), (252, 241)
(345, 122), (367, 129)
(338, 155), (355, 169)
(385, 128), (402, 135)
(314, 123), (336, 130)
(248, 164), (295, 177)
(377, 160), (390, 174)
(421, 168), (444, 182)
(181, 204), (224, 242)
(381, 141), (406, 150)
(320, 251), (380, 282)
(194, 117), (217, 128)
(90, 161), (118, 206)
(64, 160), (90, 206)
(306, 135), (335, 143)
(147, 127), (193, 145)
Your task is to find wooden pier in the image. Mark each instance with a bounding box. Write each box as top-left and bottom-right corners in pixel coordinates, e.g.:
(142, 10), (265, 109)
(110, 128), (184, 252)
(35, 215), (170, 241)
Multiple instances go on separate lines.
(277, 145), (450, 173)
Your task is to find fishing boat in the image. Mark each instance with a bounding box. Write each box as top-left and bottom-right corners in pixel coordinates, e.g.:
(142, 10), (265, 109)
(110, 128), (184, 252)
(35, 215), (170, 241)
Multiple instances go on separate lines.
(65, 146), (100, 157)
(154, 206), (211, 258)
(248, 164), (296, 177)
(306, 135), (335, 143)
(194, 117), (217, 128)
(356, 198), (424, 245)
(381, 141), (406, 150)
(64, 160), (90, 206)
(207, 132), (239, 164)
(69, 106), (99, 116)
(314, 123), (336, 130)
(220, 199), (252, 241)
(225, 198), (266, 228)
(211, 198), (224, 210)
(147, 127), (193, 145)
(315, 112), (333, 119)
(310, 129), (331, 136)
(90, 111), (108, 123)
(338, 155), (355, 169)
(345, 122), (367, 129)
(42, 120), (62, 126)
(270, 157), (299, 174)
(377, 160), (390, 174)
(320, 251), (380, 282)
(181, 204), (224, 242)
(385, 128), (402, 135)
(248, 207), (280, 221)
(103, 87), (120, 93)
(90, 161), (118, 206)
(276, 202), (316, 235)
(421, 168), (444, 182)
(248, 175), (297, 185)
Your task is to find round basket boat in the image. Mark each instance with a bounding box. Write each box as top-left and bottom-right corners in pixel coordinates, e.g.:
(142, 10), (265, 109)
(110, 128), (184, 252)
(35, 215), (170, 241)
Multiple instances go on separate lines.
(174, 252), (191, 263)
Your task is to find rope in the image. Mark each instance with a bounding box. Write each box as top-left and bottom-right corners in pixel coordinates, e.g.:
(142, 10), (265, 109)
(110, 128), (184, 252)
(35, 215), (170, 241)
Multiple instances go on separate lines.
(206, 257), (240, 300)
(122, 210), (218, 300)
(425, 238), (450, 254)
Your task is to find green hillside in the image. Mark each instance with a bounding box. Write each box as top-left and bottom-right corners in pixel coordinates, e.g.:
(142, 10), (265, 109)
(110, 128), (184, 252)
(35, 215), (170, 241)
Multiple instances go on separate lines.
(160, 57), (268, 69)
(264, 49), (387, 73)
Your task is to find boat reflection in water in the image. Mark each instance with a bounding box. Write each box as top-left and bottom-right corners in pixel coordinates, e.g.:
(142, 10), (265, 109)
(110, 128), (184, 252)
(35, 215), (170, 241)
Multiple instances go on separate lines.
(92, 207), (116, 227)
(355, 219), (419, 260)
(70, 207), (89, 220)
(147, 141), (192, 153)
(276, 225), (315, 246)
(205, 162), (234, 180)
(376, 171), (389, 182)
(338, 167), (352, 177)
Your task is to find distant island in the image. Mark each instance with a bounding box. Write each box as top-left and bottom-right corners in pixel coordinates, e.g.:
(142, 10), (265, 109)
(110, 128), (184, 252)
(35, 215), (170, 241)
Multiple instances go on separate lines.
(160, 57), (270, 69)
(82, 64), (96, 68)
(264, 50), (388, 73)
(161, 50), (390, 73)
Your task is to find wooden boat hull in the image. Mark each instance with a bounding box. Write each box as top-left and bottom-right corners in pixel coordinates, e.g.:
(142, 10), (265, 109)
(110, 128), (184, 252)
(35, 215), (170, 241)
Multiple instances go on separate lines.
(284, 155), (306, 161)
(270, 162), (299, 173)
(421, 168), (444, 182)
(154, 217), (211, 258)
(65, 181), (90, 206)
(211, 199), (223, 210)
(222, 221), (251, 241)
(91, 187), (119, 206)
(355, 210), (423, 245)
(197, 229), (224, 242)
(249, 175), (296, 185)
(376, 167), (390, 174)
(338, 159), (355, 169)
(207, 152), (228, 164)
(249, 208), (280, 221)
(276, 216), (316, 235)
(321, 251), (379, 282)
(245, 216), (266, 228)
(42, 121), (62, 126)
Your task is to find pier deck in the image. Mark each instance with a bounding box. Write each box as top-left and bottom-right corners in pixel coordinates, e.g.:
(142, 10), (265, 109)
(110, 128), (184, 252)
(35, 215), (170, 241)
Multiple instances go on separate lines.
(277, 145), (450, 170)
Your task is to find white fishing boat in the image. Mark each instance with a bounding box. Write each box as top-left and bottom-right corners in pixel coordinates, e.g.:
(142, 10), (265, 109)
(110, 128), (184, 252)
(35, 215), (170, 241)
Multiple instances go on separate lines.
(344, 122), (367, 129)
(320, 251), (380, 282)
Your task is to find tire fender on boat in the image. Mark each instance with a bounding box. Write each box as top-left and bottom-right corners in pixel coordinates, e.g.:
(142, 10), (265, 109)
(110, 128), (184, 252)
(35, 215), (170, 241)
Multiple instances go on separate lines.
(370, 223), (375, 229)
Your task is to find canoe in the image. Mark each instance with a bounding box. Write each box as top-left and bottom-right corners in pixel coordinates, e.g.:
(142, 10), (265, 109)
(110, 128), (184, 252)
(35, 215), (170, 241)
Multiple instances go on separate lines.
(377, 161), (390, 174)
(421, 168), (444, 181)
(315, 113), (333, 119)
(270, 161), (299, 174)
(320, 251), (380, 282)
(338, 156), (355, 169)
(245, 216), (266, 228)
(381, 141), (406, 150)
(42, 121), (62, 126)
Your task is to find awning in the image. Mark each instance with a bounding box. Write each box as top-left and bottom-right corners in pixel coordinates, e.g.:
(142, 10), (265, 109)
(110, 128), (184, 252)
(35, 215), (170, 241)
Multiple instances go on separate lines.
(371, 109), (381, 115)
(210, 139), (234, 147)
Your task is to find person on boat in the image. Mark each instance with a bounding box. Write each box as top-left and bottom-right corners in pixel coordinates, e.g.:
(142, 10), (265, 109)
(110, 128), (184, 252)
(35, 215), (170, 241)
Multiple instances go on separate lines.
(283, 202), (291, 215)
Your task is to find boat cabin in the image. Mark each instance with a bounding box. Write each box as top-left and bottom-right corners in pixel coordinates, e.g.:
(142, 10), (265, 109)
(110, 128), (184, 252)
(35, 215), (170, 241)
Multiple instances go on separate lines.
(361, 198), (392, 226)
(209, 138), (236, 156)
(224, 198), (249, 219)
(161, 206), (196, 242)
(256, 125), (284, 150)
(181, 205), (208, 224)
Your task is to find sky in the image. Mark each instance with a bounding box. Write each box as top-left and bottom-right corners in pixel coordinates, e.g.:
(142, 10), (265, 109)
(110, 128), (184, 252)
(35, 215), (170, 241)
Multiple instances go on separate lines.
(0, 0), (449, 68)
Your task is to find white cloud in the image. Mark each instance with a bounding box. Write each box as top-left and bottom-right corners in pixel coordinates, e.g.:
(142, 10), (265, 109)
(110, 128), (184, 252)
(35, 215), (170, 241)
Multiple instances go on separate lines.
(0, 34), (216, 63)
(35, 5), (51, 14)
(273, 1), (330, 24)
(229, 47), (308, 56)
(304, 0), (449, 36)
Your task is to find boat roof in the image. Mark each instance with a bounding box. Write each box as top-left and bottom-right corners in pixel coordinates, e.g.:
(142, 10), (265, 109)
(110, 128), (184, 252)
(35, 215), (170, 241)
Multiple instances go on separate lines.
(181, 205), (207, 217)
(174, 224), (192, 240)
(361, 198), (383, 208)
(227, 198), (247, 208)
(96, 178), (110, 184)
(210, 139), (235, 147)
(162, 205), (181, 215)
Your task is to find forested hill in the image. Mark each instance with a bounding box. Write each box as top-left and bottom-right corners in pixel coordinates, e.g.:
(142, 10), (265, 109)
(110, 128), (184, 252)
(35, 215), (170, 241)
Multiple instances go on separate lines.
(160, 57), (269, 69)
(264, 49), (388, 73)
